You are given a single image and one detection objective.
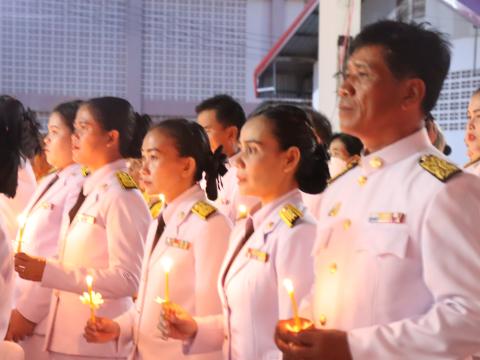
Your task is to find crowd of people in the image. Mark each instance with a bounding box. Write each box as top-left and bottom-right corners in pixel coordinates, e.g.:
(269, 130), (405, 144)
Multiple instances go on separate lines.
(1, 19), (480, 360)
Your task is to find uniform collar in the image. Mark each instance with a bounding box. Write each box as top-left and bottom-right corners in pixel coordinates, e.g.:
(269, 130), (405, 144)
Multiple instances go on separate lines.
(83, 159), (127, 195)
(161, 184), (204, 224)
(360, 128), (433, 176)
(464, 156), (480, 169)
(57, 163), (81, 185)
(250, 188), (302, 231)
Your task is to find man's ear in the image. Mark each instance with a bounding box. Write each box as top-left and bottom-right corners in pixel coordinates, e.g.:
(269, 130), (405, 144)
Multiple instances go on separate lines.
(401, 78), (426, 111)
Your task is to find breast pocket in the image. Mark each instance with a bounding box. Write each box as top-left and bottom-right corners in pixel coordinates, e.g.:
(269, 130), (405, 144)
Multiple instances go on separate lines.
(356, 226), (410, 259)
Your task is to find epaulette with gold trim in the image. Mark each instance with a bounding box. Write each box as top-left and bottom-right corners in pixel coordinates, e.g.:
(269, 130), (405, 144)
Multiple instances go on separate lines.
(464, 156), (480, 169)
(279, 203), (303, 228)
(81, 166), (91, 177)
(191, 201), (217, 220)
(150, 200), (164, 219)
(419, 154), (461, 182)
(327, 158), (359, 185)
(116, 171), (138, 190)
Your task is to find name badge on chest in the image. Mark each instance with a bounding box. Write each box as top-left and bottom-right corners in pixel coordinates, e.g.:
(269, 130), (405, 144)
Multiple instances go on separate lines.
(165, 237), (191, 250)
(368, 212), (405, 224)
(246, 248), (269, 263)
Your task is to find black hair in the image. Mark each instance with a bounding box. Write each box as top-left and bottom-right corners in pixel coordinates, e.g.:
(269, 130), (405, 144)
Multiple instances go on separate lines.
(195, 94), (246, 137)
(350, 20), (451, 114)
(52, 100), (83, 132)
(303, 107), (332, 144)
(0, 95), (40, 197)
(83, 97), (151, 158)
(329, 133), (364, 157)
(150, 119), (227, 201)
(249, 104), (329, 194)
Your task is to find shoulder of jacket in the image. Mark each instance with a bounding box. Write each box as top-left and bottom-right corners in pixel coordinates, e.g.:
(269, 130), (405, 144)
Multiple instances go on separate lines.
(115, 171), (138, 190)
(191, 200), (217, 220)
(418, 154), (461, 183)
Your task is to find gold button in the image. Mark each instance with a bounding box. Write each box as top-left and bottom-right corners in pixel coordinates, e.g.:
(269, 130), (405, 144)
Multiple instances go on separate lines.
(329, 263), (337, 274)
(358, 175), (367, 186)
(319, 314), (327, 326)
(328, 203), (341, 217)
(267, 221), (274, 229)
(343, 219), (351, 230)
(178, 211), (185, 219)
(369, 157), (383, 169)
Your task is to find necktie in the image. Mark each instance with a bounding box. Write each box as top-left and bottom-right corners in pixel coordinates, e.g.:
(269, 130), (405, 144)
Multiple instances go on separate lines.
(222, 217), (254, 285)
(29, 174), (59, 210)
(68, 187), (86, 223)
(151, 214), (166, 254)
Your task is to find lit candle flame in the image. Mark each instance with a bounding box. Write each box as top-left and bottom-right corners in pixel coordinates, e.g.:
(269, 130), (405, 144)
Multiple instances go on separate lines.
(283, 278), (301, 331)
(237, 204), (248, 219)
(79, 275), (103, 323)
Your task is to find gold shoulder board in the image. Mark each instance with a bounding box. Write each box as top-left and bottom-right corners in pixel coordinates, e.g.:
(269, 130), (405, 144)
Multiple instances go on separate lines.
(279, 203), (303, 228)
(191, 201), (217, 220)
(327, 158), (359, 185)
(81, 167), (91, 177)
(419, 155), (461, 182)
(464, 156), (480, 169)
(116, 171), (138, 190)
(150, 201), (164, 219)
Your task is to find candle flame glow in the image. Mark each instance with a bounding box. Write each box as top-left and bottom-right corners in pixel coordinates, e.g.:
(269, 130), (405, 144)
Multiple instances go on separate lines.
(161, 257), (173, 273)
(283, 278), (294, 294)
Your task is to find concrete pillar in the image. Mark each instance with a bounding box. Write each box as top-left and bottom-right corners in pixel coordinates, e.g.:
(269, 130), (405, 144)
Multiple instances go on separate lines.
(315, 0), (361, 130)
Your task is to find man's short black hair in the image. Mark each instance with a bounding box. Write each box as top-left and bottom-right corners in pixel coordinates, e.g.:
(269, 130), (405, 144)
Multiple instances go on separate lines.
(195, 94), (246, 134)
(350, 20), (451, 114)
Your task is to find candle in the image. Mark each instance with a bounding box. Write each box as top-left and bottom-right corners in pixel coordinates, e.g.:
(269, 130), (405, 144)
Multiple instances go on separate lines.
(16, 214), (27, 253)
(80, 275), (104, 323)
(283, 278), (301, 331)
(237, 204), (248, 219)
(161, 257), (173, 302)
(86, 275), (95, 322)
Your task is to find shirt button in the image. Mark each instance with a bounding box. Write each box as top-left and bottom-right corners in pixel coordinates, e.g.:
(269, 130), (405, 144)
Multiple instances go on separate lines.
(329, 263), (337, 274)
(178, 211), (185, 220)
(328, 203), (341, 217)
(343, 219), (351, 230)
(319, 314), (327, 326)
(357, 175), (367, 186)
(369, 157), (384, 169)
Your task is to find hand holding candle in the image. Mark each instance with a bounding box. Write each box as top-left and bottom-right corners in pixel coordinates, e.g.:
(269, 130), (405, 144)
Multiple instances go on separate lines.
(80, 275), (104, 323)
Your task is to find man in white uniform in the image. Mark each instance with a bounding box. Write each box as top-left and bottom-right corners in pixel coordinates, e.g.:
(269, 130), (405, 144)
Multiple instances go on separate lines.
(275, 20), (480, 359)
(196, 94), (259, 222)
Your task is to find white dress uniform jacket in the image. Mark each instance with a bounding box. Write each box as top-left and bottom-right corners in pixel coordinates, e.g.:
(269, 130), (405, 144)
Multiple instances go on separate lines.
(14, 164), (85, 359)
(0, 217), (13, 339)
(0, 160), (37, 240)
(116, 184), (231, 360)
(187, 189), (316, 360)
(301, 129), (480, 359)
(40, 159), (150, 358)
(464, 157), (480, 177)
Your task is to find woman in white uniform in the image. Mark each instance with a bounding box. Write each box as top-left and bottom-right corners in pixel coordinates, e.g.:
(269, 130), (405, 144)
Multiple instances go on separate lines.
(161, 105), (329, 359)
(0, 96), (36, 359)
(14, 97), (152, 359)
(83, 119), (232, 360)
(5, 101), (84, 360)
